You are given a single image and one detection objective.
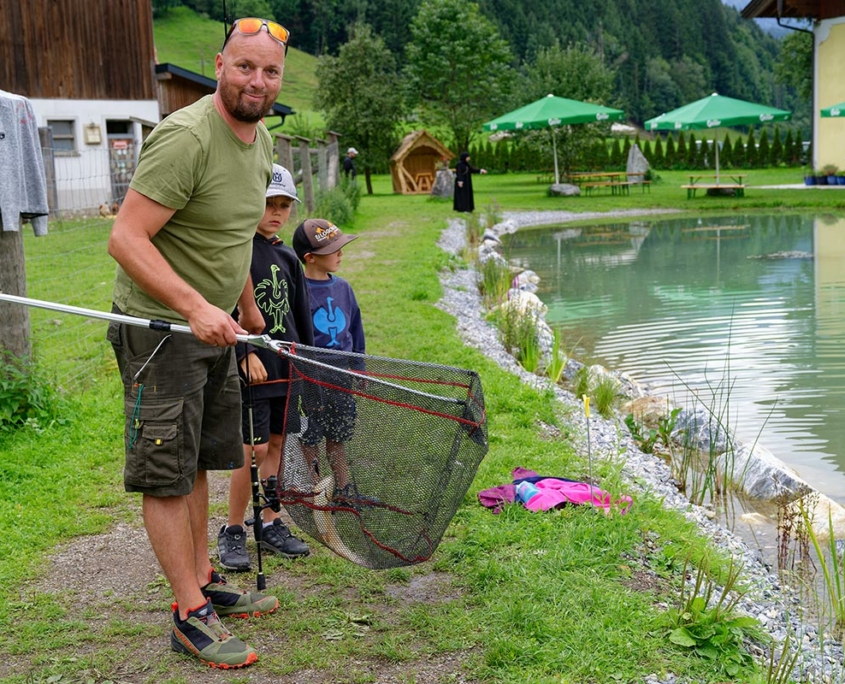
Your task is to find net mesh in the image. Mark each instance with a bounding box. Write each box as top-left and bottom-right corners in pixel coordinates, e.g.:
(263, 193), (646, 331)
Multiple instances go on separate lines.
(274, 343), (488, 569)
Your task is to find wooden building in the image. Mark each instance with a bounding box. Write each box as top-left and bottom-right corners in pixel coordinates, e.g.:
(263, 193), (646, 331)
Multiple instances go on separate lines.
(390, 130), (454, 195)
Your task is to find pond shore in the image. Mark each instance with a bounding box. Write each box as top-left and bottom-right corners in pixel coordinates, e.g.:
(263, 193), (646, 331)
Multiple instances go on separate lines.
(437, 209), (845, 683)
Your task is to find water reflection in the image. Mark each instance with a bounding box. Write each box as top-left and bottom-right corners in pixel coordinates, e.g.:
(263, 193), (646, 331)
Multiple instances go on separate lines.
(504, 213), (845, 505)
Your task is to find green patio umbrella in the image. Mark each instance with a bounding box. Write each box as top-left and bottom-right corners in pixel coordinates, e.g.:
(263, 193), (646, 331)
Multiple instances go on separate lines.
(482, 94), (626, 184)
(644, 93), (791, 182)
(821, 101), (845, 117)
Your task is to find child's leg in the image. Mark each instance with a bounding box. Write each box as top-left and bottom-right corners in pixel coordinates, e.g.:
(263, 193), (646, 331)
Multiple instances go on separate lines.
(326, 440), (350, 490)
(260, 432), (284, 523)
(227, 442), (269, 528)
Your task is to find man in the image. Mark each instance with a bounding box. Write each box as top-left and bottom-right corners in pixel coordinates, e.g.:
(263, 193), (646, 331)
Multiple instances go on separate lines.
(342, 147), (358, 179)
(106, 17), (288, 669)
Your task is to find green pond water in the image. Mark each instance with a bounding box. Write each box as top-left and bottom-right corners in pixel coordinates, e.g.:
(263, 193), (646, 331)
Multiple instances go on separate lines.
(503, 212), (845, 507)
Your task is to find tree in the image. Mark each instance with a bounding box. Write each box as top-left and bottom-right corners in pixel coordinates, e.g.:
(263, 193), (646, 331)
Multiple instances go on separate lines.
(403, 0), (513, 153)
(770, 127), (783, 167)
(758, 130), (770, 168)
(775, 30), (813, 102)
(315, 23), (405, 194)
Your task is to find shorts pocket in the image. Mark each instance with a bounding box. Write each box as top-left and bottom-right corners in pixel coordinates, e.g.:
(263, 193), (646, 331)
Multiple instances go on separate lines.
(124, 397), (185, 487)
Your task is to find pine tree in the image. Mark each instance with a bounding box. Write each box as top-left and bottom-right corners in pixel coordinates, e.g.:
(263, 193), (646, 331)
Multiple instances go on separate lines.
(622, 136), (632, 164)
(665, 134), (676, 169)
(783, 129), (795, 166)
(721, 133), (733, 169)
(610, 138), (622, 167)
(744, 129), (756, 168)
(653, 136), (664, 167)
(676, 132), (687, 171)
(686, 133), (697, 168)
(758, 130), (770, 168)
(771, 127), (783, 167)
(642, 139), (653, 163)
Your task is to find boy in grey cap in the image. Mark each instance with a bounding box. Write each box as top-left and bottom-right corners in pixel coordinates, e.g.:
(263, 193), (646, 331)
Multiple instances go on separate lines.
(219, 164), (312, 571)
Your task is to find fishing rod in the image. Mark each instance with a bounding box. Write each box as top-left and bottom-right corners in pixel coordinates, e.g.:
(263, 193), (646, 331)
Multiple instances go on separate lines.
(0, 291), (284, 590)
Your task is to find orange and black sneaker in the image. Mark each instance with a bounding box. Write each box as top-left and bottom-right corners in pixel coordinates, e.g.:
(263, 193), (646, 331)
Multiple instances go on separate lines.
(170, 599), (257, 669)
(202, 570), (279, 618)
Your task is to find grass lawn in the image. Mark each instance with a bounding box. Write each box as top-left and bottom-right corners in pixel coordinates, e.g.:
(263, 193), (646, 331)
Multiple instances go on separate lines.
(0, 167), (841, 682)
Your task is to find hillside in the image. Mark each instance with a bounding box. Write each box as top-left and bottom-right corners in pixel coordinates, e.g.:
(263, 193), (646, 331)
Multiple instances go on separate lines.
(152, 6), (320, 122)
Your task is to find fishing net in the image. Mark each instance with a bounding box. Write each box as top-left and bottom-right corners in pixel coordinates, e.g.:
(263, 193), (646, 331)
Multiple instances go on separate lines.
(274, 343), (488, 569)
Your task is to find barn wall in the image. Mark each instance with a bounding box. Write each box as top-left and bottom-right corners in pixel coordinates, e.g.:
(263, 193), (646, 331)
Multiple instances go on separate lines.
(0, 0), (156, 100)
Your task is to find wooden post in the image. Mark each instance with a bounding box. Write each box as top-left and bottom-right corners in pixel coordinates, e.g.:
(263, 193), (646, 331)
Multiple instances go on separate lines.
(326, 131), (341, 189)
(0, 227), (31, 360)
(39, 127), (58, 218)
(316, 138), (328, 192)
(274, 134), (295, 177)
(297, 136), (315, 213)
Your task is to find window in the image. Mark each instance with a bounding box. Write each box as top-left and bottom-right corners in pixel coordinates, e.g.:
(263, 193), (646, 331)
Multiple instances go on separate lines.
(48, 120), (76, 154)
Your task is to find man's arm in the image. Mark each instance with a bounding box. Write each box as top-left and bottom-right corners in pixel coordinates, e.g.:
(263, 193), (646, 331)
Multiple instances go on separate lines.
(108, 188), (245, 346)
(237, 273), (265, 334)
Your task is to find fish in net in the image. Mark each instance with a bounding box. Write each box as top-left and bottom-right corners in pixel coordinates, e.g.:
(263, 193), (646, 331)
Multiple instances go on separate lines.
(273, 343), (488, 569)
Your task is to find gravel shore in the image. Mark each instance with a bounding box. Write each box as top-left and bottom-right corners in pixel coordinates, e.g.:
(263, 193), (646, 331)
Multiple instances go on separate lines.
(436, 209), (845, 684)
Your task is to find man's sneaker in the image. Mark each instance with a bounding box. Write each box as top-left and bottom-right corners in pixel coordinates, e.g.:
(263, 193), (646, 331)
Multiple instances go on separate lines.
(218, 524), (251, 571)
(202, 570), (279, 618)
(170, 599), (257, 669)
(260, 519), (310, 558)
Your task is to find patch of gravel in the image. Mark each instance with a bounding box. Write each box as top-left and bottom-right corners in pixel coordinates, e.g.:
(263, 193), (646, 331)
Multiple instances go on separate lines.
(436, 209), (845, 684)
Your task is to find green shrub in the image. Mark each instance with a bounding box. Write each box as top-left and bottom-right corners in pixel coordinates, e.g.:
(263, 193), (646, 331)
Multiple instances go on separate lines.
(341, 176), (361, 212)
(0, 354), (63, 433)
(313, 187), (354, 226)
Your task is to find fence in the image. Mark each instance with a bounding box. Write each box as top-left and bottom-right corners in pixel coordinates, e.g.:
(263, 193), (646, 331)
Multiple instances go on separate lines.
(0, 130), (343, 392)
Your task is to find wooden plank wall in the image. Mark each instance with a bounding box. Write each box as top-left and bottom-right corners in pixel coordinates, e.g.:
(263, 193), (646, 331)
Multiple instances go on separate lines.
(0, 0), (156, 100)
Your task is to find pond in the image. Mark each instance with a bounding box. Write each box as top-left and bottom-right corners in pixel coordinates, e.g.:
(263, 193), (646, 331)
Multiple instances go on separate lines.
(503, 212), (845, 507)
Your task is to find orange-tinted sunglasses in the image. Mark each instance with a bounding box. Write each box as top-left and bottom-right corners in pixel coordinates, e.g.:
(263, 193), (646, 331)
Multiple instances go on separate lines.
(222, 18), (290, 52)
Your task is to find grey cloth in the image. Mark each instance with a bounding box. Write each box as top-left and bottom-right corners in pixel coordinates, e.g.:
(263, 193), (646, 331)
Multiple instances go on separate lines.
(0, 90), (48, 236)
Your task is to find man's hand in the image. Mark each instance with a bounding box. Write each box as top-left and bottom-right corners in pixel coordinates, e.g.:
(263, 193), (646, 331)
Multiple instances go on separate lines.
(187, 302), (246, 347)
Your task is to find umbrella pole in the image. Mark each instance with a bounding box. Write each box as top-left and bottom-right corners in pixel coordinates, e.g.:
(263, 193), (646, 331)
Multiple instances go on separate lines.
(715, 136), (720, 184)
(552, 128), (560, 185)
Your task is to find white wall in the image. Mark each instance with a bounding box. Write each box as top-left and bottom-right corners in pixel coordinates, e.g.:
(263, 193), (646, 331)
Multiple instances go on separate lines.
(29, 98), (160, 214)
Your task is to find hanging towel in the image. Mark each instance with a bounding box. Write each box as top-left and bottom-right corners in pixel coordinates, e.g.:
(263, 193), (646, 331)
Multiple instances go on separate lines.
(0, 90), (49, 236)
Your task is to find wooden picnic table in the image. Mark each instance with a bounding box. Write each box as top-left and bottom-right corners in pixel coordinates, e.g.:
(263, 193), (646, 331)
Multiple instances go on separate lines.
(682, 173), (747, 199)
(565, 171), (651, 195)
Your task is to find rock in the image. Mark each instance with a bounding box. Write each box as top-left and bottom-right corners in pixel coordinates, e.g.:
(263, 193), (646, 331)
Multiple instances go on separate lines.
(627, 143), (649, 182)
(548, 183), (580, 197)
(431, 167), (454, 199)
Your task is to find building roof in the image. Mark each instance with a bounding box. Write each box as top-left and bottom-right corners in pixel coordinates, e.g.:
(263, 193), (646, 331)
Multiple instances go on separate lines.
(390, 129), (454, 163)
(154, 63), (294, 119)
(741, 0), (844, 20)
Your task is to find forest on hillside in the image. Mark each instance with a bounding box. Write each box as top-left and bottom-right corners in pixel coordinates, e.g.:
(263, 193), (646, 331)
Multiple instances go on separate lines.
(153, 0), (806, 127)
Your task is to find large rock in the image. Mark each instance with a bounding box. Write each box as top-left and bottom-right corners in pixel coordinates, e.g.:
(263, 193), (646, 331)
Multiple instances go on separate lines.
(627, 143), (649, 183)
(431, 167), (454, 199)
(549, 183), (580, 197)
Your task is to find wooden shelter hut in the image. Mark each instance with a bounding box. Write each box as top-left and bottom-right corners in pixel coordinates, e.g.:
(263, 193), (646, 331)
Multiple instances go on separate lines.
(390, 130), (454, 194)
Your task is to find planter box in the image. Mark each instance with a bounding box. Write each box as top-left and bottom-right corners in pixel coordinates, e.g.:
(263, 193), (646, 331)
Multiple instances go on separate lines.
(805, 176), (816, 185)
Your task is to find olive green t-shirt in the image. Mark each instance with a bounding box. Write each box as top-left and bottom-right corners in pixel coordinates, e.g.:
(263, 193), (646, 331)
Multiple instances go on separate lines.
(112, 95), (273, 323)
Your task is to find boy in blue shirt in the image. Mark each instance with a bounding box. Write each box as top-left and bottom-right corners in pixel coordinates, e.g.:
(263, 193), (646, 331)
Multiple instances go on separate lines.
(292, 219), (364, 496)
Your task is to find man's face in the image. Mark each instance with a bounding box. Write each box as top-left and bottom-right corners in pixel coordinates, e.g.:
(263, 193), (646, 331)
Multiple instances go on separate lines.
(216, 32), (285, 123)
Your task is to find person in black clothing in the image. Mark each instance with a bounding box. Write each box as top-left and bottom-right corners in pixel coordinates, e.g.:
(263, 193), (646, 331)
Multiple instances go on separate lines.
(453, 151), (486, 213)
(342, 147), (358, 179)
(218, 164), (312, 572)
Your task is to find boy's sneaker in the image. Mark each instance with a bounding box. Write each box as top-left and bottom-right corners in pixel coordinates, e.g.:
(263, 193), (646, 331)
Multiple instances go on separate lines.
(202, 570), (279, 618)
(260, 519), (310, 558)
(217, 524), (251, 571)
(170, 599), (257, 669)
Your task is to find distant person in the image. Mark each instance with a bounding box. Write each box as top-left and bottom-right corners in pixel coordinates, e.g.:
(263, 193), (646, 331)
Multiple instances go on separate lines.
(453, 152), (486, 213)
(343, 147), (358, 180)
(106, 16), (289, 669)
(218, 164), (312, 574)
(292, 218), (364, 500)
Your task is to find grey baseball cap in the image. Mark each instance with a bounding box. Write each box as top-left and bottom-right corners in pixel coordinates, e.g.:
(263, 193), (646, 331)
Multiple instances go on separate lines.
(266, 164), (300, 202)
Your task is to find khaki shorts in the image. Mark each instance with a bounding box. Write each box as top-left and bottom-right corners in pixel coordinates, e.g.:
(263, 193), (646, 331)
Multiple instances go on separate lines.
(108, 316), (243, 497)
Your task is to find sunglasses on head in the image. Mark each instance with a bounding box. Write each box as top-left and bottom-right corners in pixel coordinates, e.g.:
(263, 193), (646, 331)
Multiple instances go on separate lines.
(222, 18), (290, 52)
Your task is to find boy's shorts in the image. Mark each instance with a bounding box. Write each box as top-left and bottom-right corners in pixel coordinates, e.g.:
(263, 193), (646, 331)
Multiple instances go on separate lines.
(241, 394), (301, 445)
(108, 314), (243, 497)
(299, 391), (357, 446)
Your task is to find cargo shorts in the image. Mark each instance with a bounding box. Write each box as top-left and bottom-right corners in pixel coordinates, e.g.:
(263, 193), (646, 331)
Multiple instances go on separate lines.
(107, 313), (243, 497)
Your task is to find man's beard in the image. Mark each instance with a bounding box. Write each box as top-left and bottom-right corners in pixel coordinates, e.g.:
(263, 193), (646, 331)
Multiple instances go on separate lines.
(219, 83), (273, 123)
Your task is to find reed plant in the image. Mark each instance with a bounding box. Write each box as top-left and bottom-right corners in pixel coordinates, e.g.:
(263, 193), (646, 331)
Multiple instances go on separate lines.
(464, 211), (484, 247)
(573, 365), (591, 399)
(498, 304), (541, 373)
(593, 374), (619, 418)
(800, 500), (845, 630)
(478, 256), (513, 308)
(482, 199), (502, 230)
(546, 328), (567, 384)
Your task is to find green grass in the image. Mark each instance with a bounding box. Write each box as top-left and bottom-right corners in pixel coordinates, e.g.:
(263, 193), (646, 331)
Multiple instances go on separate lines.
(1, 167), (837, 682)
(153, 6), (322, 125)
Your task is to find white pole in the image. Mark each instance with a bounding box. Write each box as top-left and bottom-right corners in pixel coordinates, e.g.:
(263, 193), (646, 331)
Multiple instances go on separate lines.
(552, 128), (560, 185)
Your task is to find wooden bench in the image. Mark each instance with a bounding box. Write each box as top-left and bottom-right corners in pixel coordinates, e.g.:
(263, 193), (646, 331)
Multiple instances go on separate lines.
(681, 183), (745, 199)
(629, 179), (651, 193)
(580, 181), (633, 196)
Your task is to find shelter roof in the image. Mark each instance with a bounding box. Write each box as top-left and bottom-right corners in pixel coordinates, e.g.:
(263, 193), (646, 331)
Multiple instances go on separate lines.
(391, 130), (454, 163)
(741, 0), (845, 20)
